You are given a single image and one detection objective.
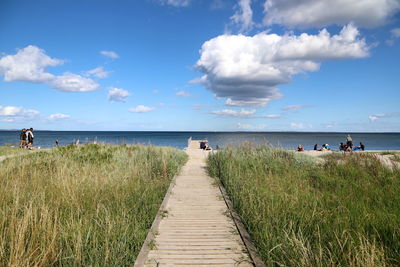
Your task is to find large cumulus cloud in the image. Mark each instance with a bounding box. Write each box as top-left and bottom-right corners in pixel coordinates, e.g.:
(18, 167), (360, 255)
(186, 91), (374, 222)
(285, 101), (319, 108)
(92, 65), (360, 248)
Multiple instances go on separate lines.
(195, 24), (369, 107)
(263, 0), (400, 29)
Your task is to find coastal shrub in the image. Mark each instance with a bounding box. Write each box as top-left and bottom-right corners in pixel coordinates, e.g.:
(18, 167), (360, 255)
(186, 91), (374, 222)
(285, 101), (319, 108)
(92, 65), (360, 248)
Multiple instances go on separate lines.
(0, 144), (187, 266)
(208, 145), (400, 266)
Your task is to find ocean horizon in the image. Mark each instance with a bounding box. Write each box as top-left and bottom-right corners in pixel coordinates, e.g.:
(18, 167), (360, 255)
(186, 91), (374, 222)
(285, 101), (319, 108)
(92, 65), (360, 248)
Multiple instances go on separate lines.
(1, 130), (399, 150)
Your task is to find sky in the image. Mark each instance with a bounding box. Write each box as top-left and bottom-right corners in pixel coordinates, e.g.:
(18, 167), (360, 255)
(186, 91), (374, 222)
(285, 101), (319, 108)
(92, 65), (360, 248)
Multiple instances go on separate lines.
(0, 0), (399, 132)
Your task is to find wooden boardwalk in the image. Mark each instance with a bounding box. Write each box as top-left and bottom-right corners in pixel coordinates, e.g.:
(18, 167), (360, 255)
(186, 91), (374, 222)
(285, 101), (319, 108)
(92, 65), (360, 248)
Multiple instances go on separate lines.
(136, 140), (253, 266)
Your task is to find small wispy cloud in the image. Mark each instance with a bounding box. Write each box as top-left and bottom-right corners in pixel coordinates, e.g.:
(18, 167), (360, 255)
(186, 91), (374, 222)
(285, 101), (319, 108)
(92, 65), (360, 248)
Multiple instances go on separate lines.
(108, 87), (130, 102)
(86, 67), (111, 79)
(176, 90), (192, 97)
(192, 104), (203, 110)
(225, 98), (268, 107)
(237, 123), (267, 130)
(210, 0), (225, 10)
(282, 105), (313, 111)
(100, 50), (119, 59)
(129, 105), (155, 113)
(391, 28), (400, 38)
(48, 113), (70, 120)
(262, 114), (281, 118)
(290, 122), (306, 129)
(159, 0), (191, 7)
(210, 109), (256, 118)
(368, 112), (400, 122)
(230, 0), (254, 33)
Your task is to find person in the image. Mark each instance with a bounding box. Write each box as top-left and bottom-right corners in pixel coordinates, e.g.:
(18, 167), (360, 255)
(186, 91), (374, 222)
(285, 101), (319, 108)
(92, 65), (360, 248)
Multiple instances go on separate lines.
(19, 128), (27, 148)
(297, 144), (304, 152)
(26, 128), (34, 149)
(55, 139), (59, 147)
(346, 134), (353, 150)
(313, 144), (318, 150)
(324, 144), (331, 150)
(339, 142), (345, 151)
(359, 142), (365, 151)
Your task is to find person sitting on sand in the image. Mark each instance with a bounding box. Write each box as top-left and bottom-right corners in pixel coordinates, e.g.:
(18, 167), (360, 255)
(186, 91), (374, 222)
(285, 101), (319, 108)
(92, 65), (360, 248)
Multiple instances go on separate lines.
(339, 142), (345, 152)
(321, 144), (331, 151)
(360, 142), (365, 151)
(346, 134), (353, 150)
(297, 144), (304, 152)
(314, 144), (318, 150)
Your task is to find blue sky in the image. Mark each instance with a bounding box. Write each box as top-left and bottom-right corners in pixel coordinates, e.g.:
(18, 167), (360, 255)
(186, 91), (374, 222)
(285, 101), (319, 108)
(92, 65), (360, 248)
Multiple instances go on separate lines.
(0, 0), (399, 131)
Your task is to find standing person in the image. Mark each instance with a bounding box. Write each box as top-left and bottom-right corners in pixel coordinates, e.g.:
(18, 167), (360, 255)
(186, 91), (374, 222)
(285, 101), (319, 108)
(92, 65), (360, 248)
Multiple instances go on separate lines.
(313, 144), (318, 150)
(19, 128), (27, 148)
(55, 139), (59, 147)
(26, 128), (34, 149)
(346, 134), (353, 150)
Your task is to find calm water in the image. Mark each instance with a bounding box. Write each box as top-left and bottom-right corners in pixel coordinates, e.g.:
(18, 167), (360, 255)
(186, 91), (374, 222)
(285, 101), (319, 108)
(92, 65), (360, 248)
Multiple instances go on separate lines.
(1, 131), (399, 150)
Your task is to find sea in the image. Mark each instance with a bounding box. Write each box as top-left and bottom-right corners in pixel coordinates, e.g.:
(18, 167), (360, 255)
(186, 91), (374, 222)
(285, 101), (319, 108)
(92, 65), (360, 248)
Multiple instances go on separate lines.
(1, 131), (399, 150)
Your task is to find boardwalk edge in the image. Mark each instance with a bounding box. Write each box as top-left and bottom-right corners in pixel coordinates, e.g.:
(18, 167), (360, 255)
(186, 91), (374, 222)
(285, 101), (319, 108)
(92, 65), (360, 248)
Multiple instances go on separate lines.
(218, 182), (267, 267)
(133, 172), (178, 266)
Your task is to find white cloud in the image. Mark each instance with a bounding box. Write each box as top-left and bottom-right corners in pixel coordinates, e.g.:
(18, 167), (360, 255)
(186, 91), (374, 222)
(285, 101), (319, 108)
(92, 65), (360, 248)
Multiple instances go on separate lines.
(129, 105), (155, 113)
(0, 106), (40, 121)
(237, 122), (253, 129)
(369, 112), (400, 122)
(196, 24), (369, 107)
(159, 0), (190, 7)
(263, 0), (400, 29)
(192, 104), (203, 110)
(391, 28), (400, 38)
(86, 66), (111, 78)
(262, 114), (281, 118)
(0, 45), (101, 93)
(225, 98), (274, 107)
(231, 0), (254, 33)
(282, 105), (313, 111)
(100, 50), (119, 59)
(210, 0), (226, 10)
(210, 108), (256, 118)
(237, 122), (267, 130)
(48, 113), (70, 120)
(290, 122), (306, 129)
(386, 39), (395, 46)
(108, 87), (130, 102)
(176, 90), (192, 97)
(152, 89), (159, 94)
(51, 73), (100, 92)
(0, 45), (62, 83)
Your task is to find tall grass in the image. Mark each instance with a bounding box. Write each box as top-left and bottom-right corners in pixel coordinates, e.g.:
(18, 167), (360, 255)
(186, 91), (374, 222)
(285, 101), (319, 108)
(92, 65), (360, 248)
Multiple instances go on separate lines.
(0, 144), (187, 266)
(0, 146), (30, 156)
(208, 145), (400, 266)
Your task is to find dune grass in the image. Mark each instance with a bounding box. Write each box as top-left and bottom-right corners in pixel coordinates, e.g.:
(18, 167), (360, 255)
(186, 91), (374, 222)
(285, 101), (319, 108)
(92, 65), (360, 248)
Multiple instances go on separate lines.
(0, 146), (30, 156)
(0, 144), (187, 266)
(208, 144), (400, 266)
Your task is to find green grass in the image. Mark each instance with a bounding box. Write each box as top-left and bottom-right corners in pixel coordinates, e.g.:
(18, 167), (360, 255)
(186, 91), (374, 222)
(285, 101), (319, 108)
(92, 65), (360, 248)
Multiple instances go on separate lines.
(208, 144), (400, 266)
(0, 144), (187, 266)
(0, 146), (31, 156)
